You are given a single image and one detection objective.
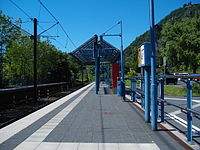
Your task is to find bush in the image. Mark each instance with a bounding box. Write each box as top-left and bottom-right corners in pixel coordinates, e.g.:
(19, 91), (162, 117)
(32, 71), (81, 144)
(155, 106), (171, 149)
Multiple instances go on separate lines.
(193, 84), (200, 95)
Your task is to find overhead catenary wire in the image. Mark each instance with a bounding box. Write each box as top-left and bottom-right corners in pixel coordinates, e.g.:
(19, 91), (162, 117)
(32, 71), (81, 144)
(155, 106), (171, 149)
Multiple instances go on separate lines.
(38, 24), (65, 49)
(9, 20), (32, 36)
(8, 0), (33, 36)
(39, 22), (59, 35)
(9, 0), (33, 21)
(9, 0), (75, 51)
(38, 0), (76, 48)
(38, 4), (42, 22)
(102, 21), (121, 35)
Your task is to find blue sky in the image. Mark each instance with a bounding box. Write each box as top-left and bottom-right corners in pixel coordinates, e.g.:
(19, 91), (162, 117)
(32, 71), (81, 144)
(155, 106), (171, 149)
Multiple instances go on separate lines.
(1, 0), (199, 52)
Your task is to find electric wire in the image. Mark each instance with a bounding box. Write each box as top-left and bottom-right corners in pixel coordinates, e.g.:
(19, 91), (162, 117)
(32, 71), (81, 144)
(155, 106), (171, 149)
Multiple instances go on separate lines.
(38, 22), (59, 35)
(10, 21), (32, 36)
(38, 0), (76, 48)
(38, 4), (41, 22)
(102, 21), (121, 35)
(9, 0), (74, 51)
(9, 0), (33, 21)
(38, 24), (65, 49)
(38, 0), (58, 23)
(52, 38), (67, 50)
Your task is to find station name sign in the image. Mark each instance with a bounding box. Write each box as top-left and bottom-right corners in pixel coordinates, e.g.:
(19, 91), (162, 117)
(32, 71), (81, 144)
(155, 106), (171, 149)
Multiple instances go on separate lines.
(138, 42), (151, 67)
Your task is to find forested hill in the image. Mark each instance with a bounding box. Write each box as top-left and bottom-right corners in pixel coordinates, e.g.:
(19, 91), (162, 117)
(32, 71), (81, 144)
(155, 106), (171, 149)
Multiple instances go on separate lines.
(124, 3), (200, 74)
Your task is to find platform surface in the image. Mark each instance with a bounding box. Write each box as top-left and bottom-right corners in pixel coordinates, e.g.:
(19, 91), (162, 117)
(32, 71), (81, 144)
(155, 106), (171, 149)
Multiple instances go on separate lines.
(0, 83), (188, 150)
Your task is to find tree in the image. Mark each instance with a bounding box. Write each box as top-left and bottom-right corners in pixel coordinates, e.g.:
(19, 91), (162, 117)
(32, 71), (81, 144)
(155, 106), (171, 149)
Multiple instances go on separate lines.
(1, 11), (83, 87)
(159, 18), (200, 73)
(0, 10), (22, 87)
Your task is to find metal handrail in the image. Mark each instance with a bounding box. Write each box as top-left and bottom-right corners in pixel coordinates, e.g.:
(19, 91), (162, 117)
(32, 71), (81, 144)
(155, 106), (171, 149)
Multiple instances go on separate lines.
(157, 74), (200, 79)
(135, 88), (145, 96)
(126, 74), (200, 80)
(125, 74), (200, 142)
(158, 98), (200, 117)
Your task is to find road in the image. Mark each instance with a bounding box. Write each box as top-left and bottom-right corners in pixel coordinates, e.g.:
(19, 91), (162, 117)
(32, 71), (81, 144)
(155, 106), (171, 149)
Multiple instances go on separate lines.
(166, 80), (199, 87)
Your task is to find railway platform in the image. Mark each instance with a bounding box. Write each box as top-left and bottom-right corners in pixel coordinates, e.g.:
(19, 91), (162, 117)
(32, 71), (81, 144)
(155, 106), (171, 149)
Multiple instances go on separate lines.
(0, 83), (197, 150)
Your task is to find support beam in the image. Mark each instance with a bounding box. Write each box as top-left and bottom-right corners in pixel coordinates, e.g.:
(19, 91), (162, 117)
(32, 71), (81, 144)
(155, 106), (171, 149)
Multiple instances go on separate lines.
(150, 0), (158, 130)
(94, 35), (99, 94)
(120, 21), (125, 100)
(144, 67), (151, 122)
(81, 65), (84, 86)
(160, 79), (165, 122)
(105, 67), (110, 85)
(33, 18), (38, 101)
(131, 79), (136, 102)
(187, 79), (192, 142)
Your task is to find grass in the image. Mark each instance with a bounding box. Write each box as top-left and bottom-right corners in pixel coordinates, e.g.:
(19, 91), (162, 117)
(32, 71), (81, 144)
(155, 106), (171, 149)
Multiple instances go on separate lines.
(164, 86), (186, 96)
(125, 80), (140, 86)
(125, 80), (131, 86)
(164, 85), (200, 97)
(126, 79), (200, 97)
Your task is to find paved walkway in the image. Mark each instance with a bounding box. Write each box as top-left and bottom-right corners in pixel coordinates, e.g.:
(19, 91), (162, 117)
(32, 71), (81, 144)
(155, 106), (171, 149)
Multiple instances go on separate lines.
(0, 83), (188, 150)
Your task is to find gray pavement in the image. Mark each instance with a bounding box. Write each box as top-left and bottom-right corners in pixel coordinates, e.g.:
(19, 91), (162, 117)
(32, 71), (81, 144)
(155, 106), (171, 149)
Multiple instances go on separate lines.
(0, 83), (193, 150)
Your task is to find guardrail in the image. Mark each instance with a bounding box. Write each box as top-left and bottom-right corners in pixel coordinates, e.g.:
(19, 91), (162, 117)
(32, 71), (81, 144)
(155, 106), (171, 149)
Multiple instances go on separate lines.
(124, 74), (200, 142)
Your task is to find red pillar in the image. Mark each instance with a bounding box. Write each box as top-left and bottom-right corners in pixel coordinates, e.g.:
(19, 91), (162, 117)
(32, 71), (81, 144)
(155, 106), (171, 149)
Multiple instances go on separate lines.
(111, 63), (120, 88)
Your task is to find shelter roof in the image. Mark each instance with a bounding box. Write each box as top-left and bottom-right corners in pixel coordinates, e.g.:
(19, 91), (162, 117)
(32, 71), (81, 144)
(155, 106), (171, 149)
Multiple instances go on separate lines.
(71, 35), (120, 65)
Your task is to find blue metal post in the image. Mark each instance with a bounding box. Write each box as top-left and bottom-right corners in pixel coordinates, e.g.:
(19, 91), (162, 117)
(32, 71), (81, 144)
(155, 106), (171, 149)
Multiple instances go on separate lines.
(97, 56), (100, 93)
(160, 79), (164, 122)
(141, 79), (145, 107)
(144, 67), (150, 122)
(94, 35), (99, 94)
(105, 67), (109, 85)
(141, 68), (145, 108)
(150, 0), (157, 130)
(131, 79), (136, 102)
(187, 79), (192, 142)
(120, 21), (125, 100)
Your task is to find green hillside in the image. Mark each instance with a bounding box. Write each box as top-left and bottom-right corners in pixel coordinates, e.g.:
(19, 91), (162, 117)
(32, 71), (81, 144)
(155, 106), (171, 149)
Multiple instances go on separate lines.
(124, 3), (200, 74)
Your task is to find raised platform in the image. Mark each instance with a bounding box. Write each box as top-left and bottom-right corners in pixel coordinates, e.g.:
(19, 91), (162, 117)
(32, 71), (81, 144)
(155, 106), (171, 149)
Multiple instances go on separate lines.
(0, 83), (192, 150)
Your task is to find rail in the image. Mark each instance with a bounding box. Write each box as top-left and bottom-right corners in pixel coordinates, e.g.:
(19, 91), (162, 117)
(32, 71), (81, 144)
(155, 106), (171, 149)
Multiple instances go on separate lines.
(124, 74), (200, 142)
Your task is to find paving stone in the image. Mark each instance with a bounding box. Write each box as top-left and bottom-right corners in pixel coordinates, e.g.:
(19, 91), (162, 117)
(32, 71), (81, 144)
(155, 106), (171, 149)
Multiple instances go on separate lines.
(0, 84), (189, 150)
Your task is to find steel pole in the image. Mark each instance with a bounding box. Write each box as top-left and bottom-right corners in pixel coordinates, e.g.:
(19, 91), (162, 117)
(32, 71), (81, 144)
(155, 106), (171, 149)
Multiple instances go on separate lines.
(33, 18), (38, 101)
(150, 0), (157, 130)
(160, 79), (165, 122)
(131, 79), (136, 102)
(120, 21), (125, 100)
(94, 35), (99, 94)
(144, 67), (150, 122)
(81, 65), (84, 86)
(187, 79), (192, 142)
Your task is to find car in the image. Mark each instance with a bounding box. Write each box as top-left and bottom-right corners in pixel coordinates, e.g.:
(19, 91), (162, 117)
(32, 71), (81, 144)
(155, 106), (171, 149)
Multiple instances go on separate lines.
(194, 73), (200, 81)
(177, 73), (188, 81)
(166, 78), (178, 85)
(164, 73), (178, 85)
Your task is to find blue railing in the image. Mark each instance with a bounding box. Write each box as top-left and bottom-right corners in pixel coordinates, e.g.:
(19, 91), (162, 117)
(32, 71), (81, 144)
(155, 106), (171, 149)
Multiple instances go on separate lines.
(124, 74), (200, 142)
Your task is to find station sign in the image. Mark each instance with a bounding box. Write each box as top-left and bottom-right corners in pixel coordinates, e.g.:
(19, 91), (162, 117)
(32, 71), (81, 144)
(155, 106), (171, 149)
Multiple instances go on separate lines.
(138, 42), (151, 67)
